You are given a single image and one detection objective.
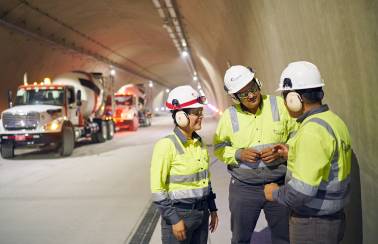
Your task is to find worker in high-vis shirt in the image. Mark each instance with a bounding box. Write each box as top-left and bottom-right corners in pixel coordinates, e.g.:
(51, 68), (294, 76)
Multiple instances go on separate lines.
(214, 65), (297, 244)
(150, 85), (218, 244)
(264, 61), (352, 244)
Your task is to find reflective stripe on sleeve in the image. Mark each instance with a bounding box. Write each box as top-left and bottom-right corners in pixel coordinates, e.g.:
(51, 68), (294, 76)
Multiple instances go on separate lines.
(305, 198), (345, 212)
(214, 141), (232, 151)
(288, 177), (318, 196)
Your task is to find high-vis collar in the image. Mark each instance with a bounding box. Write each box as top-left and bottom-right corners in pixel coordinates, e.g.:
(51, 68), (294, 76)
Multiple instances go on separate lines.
(297, 104), (329, 123)
(174, 127), (202, 145)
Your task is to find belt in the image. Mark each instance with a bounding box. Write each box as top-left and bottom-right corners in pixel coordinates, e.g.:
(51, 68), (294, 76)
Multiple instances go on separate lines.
(173, 200), (208, 210)
(231, 176), (285, 186)
(291, 210), (344, 220)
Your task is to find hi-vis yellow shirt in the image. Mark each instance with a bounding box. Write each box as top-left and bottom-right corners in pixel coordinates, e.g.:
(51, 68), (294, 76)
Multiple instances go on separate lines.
(273, 105), (352, 216)
(150, 127), (216, 224)
(214, 95), (298, 184)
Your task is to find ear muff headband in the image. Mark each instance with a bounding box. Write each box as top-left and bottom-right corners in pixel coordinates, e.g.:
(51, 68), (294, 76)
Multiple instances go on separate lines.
(285, 92), (303, 112)
(175, 110), (189, 127)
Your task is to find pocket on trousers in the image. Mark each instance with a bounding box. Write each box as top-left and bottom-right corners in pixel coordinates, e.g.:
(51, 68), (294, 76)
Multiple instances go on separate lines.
(290, 216), (311, 225)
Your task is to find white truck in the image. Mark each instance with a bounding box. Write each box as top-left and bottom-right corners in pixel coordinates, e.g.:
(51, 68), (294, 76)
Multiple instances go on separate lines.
(0, 71), (114, 158)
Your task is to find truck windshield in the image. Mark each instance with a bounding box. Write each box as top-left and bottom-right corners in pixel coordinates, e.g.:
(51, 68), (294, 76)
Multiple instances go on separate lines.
(14, 88), (65, 106)
(115, 95), (133, 106)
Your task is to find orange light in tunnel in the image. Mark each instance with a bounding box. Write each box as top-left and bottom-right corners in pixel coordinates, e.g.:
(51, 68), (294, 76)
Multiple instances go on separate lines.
(44, 77), (51, 85)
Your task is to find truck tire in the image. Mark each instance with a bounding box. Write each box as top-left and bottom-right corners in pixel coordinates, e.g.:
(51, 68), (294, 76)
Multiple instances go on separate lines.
(129, 117), (138, 131)
(1, 142), (14, 159)
(93, 120), (107, 143)
(106, 120), (114, 140)
(60, 126), (74, 157)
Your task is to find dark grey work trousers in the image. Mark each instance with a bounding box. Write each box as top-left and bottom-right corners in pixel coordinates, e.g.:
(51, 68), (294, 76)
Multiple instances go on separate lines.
(289, 211), (346, 244)
(161, 208), (209, 244)
(229, 178), (290, 244)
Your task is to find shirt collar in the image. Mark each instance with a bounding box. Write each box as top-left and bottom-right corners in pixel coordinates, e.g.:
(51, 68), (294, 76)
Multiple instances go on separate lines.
(297, 104), (329, 123)
(173, 126), (202, 145)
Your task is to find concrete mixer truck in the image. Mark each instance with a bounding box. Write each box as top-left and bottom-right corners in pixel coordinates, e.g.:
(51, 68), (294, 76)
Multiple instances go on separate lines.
(0, 71), (115, 158)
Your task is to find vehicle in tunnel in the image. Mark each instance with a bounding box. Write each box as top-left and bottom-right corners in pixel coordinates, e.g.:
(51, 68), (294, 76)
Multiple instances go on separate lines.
(0, 71), (114, 159)
(114, 84), (151, 131)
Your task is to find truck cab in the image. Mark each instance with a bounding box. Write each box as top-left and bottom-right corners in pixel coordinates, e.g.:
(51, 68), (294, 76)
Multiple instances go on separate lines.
(114, 93), (139, 131)
(0, 71), (114, 159)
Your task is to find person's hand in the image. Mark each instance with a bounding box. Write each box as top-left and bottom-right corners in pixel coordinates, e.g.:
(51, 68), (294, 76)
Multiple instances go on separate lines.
(172, 219), (186, 241)
(209, 211), (219, 233)
(273, 144), (289, 160)
(264, 183), (279, 201)
(239, 148), (261, 163)
(260, 147), (280, 163)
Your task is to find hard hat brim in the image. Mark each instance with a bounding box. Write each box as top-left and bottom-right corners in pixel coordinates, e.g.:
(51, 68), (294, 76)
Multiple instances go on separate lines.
(276, 82), (324, 92)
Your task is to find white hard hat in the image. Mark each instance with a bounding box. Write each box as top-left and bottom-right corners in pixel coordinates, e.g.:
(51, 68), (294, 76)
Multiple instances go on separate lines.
(166, 85), (206, 110)
(277, 61), (324, 91)
(224, 65), (255, 94)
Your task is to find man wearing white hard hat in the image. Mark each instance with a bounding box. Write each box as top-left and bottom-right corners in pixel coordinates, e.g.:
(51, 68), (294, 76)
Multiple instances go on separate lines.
(264, 61), (352, 244)
(214, 65), (297, 244)
(150, 85), (218, 243)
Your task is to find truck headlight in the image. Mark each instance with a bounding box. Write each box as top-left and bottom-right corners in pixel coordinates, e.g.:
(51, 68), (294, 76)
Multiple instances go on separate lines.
(43, 119), (63, 132)
(125, 112), (134, 120)
(121, 111), (134, 120)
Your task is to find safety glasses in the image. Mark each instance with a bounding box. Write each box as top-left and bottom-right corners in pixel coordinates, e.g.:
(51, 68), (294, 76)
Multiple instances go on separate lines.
(236, 81), (259, 99)
(187, 108), (203, 117)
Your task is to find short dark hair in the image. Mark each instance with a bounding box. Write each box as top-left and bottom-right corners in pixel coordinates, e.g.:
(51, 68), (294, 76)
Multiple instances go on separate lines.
(298, 87), (324, 103)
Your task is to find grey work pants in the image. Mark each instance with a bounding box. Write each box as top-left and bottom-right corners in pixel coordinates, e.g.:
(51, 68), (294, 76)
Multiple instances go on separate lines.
(289, 211), (346, 244)
(161, 208), (209, 244)
(229, 178), (289, 244)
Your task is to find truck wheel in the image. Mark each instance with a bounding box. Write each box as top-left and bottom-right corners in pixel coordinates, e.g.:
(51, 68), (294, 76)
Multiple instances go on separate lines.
(129, 117), (138, 131)
(93, 120), (107, 143)
(1, 142), (14, 159)
(60, 126), (74, 157)
(106, 120), (114, 140)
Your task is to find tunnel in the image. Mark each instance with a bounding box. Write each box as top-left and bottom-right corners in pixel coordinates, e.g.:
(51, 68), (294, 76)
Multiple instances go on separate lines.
(0, 0), (376, 243)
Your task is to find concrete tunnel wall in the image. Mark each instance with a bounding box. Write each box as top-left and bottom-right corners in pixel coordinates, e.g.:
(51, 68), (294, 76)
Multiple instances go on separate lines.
(180, 0), (377, 243)
(0, 0), (377, 243)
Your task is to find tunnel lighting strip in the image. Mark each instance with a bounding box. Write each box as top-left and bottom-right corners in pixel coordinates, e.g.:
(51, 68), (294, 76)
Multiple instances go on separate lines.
(152, 0), (199, 85)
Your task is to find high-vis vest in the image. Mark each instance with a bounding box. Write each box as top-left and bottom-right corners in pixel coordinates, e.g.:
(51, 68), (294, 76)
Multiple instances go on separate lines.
(214, 95), (298, 184)
(286, 109), (351, 215)
(151, 130), (211, 204)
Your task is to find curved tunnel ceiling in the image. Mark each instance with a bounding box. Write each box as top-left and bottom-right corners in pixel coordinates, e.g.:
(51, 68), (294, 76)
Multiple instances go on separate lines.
(0, 0), (200, 107)
(0, 0), (377, 243)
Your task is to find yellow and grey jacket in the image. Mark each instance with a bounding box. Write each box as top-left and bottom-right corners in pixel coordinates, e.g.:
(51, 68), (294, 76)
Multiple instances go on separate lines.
(150, 127), (217, 224)
(214, 95), (298, 184)
(273, 105), (352, 216)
